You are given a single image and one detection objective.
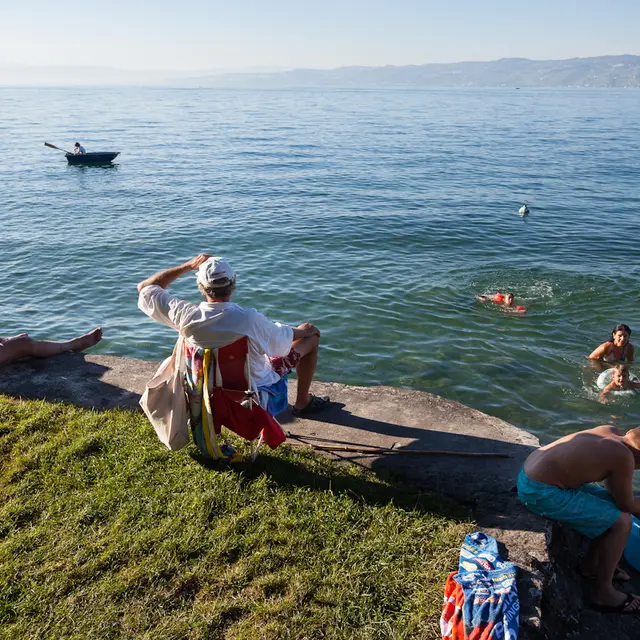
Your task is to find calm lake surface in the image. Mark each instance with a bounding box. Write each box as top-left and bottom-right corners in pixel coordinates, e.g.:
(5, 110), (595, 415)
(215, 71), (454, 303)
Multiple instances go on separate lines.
(1, 87), (640, 443)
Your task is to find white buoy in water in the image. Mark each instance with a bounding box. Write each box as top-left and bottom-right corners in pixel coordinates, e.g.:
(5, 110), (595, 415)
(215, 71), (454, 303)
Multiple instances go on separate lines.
(519, 204), (529, 216)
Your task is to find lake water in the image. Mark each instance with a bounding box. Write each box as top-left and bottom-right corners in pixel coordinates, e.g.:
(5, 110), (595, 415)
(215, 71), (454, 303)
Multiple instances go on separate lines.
(1, 86), (640, 444)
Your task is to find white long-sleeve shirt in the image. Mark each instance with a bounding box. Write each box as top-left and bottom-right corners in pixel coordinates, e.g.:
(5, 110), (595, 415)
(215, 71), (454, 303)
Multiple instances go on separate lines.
(138, 285), (293, 387)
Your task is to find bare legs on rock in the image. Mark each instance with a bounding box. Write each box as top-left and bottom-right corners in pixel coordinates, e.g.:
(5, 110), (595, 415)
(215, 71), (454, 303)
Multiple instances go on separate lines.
(290, 323), (329, 416)
(0, 328), (103, 366)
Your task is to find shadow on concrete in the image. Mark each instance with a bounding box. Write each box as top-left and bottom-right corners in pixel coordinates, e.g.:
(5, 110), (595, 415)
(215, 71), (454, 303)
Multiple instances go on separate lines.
(0, 353), (146, 409)
(0, 352), (153, 411)
(281, 400), (534, 457)
(280, 400), (538, 517)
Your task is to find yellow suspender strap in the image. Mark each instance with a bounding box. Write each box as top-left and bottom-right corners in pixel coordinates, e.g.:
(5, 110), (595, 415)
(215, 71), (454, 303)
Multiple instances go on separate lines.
(202, 349), (222, 459)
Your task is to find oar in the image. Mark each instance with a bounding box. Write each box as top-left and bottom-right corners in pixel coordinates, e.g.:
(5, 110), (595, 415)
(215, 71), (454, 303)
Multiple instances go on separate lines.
(44, 142), (73, 154)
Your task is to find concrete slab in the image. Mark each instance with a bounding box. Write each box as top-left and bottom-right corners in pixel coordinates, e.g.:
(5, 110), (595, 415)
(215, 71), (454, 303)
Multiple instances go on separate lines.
(0, 352), (156, 410)
(0, 353), (557, 638)
(283, 380), (538, 500)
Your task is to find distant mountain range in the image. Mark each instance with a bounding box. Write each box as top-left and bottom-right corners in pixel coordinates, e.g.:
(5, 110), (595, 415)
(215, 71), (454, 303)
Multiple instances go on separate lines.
(182, 55), (640, 89)
(1, 56), (639, 88)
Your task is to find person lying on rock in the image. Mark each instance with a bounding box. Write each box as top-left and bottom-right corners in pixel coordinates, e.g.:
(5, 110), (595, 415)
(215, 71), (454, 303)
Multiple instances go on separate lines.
(518, 425), (640, 614)
(0, 328), (102, 366)
(136, 253), (330, 418)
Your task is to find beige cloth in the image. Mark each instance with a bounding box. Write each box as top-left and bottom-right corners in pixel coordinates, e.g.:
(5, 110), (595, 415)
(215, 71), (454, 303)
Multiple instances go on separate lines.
(139, 335), (190, 450)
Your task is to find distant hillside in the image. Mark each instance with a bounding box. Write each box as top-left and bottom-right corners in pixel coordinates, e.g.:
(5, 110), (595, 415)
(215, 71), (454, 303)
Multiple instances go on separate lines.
(182, 55), (640, 89)
(1, 56), (639, 88)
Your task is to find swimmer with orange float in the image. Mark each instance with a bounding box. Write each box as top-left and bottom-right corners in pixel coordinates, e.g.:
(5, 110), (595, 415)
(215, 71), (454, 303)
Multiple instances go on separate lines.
(474, 292), (527, 314)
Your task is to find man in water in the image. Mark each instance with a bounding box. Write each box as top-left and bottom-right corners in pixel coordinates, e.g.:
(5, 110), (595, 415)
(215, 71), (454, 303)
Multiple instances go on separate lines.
(517, 425), (640, 613)
(137, 254), (330, 418)
(73, 142), (86, 155)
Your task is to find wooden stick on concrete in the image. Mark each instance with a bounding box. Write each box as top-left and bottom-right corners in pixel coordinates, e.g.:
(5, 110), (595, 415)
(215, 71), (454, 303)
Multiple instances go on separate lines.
(288, 442), (511, 458)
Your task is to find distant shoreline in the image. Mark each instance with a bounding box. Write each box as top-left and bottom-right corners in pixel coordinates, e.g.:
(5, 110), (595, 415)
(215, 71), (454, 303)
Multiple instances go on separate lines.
(1, 85), (639, 91)
(2, 54), (640, 89)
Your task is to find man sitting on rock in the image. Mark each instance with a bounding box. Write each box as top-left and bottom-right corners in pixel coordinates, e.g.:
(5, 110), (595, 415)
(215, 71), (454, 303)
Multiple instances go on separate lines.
(517, 425), (640, 613)
(137, 253), (330, 419)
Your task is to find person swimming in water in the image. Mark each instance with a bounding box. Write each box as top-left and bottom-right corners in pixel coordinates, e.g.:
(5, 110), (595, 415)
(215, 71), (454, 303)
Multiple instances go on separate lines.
(474, 292), (526, 314)
(599, 365), (640, 403)
(589, 324), (634, 364)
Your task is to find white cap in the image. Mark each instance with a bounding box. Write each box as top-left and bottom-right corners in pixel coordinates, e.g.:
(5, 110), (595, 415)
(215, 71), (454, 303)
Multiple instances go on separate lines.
(196, 257), (236, 288)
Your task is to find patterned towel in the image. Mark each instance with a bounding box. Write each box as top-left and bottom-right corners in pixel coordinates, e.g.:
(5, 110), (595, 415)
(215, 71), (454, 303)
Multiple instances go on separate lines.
(441, 532), (519, 640)
(441, 571), (465, 638)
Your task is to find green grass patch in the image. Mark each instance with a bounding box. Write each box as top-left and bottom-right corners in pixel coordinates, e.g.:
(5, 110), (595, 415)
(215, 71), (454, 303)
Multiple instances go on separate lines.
(0, 395), (472, 639)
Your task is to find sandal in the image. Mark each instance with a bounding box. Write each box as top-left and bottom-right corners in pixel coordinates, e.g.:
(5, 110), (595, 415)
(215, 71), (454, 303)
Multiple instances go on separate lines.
(292, 394), (331, 417)
(592, 592), (640, 614)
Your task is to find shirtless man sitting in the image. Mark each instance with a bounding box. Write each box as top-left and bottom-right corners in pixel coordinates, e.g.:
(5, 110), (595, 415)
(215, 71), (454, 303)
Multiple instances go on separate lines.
(518, 425), (640, 613)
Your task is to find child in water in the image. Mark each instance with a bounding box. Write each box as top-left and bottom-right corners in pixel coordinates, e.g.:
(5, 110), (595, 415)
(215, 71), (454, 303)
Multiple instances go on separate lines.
(474, 292), (527, 314)
(599, 365), (640, 402)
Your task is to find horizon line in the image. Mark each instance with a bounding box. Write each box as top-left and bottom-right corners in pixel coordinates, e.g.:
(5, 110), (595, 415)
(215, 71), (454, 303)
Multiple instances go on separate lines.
(1, 53), (639, 75)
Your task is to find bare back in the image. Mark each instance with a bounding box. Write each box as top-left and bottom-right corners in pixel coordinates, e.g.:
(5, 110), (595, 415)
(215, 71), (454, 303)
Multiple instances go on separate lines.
(524, 426), (633, 489)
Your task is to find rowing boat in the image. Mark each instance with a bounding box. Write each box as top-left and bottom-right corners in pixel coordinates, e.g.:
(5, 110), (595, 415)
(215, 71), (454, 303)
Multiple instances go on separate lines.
(66, 152), (120, 165)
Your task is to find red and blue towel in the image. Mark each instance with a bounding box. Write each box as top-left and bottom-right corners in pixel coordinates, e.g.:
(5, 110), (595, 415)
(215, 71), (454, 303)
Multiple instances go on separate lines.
(441, 532), (519, 639)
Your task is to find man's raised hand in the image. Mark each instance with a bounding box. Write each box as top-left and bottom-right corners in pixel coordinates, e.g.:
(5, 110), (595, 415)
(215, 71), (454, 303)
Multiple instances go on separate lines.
(299, 322), (321, 337)
(187, 254), (212, 270)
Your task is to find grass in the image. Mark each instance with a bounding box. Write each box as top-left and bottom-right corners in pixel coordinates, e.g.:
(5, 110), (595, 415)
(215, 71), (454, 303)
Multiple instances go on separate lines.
(0, 395), (472, 639)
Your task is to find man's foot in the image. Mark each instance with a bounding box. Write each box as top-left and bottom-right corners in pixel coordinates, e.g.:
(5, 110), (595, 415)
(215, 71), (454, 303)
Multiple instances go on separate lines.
(592, 592), (640, 614)
(292, 394), (331, 417)
(72, 328), (103, 352)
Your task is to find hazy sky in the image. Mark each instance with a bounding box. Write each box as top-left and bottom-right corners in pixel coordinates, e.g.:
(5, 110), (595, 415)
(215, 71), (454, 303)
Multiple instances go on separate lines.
(2, 0), (639, 71)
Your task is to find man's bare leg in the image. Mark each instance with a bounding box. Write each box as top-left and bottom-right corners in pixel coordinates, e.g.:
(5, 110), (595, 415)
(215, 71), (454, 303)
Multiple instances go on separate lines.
(582, 541), (630, 582)
(290, 329), (320, 411)
(590, 513), (639, 608)
(0, 328), (102, 366)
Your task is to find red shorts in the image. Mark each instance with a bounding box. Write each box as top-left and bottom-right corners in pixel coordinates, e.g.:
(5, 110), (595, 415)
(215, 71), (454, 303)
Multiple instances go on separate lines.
(269, 348), (302, 378)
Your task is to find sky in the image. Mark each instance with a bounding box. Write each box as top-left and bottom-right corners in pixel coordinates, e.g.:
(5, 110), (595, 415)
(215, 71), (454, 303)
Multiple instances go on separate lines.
(1, 0), (639, 72)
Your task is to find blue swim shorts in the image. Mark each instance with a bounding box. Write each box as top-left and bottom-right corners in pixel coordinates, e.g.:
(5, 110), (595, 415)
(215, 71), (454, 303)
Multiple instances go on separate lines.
(258, 376), (289, 417)
(258, 347), (301, 416)
(517, 468), (621, 539)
